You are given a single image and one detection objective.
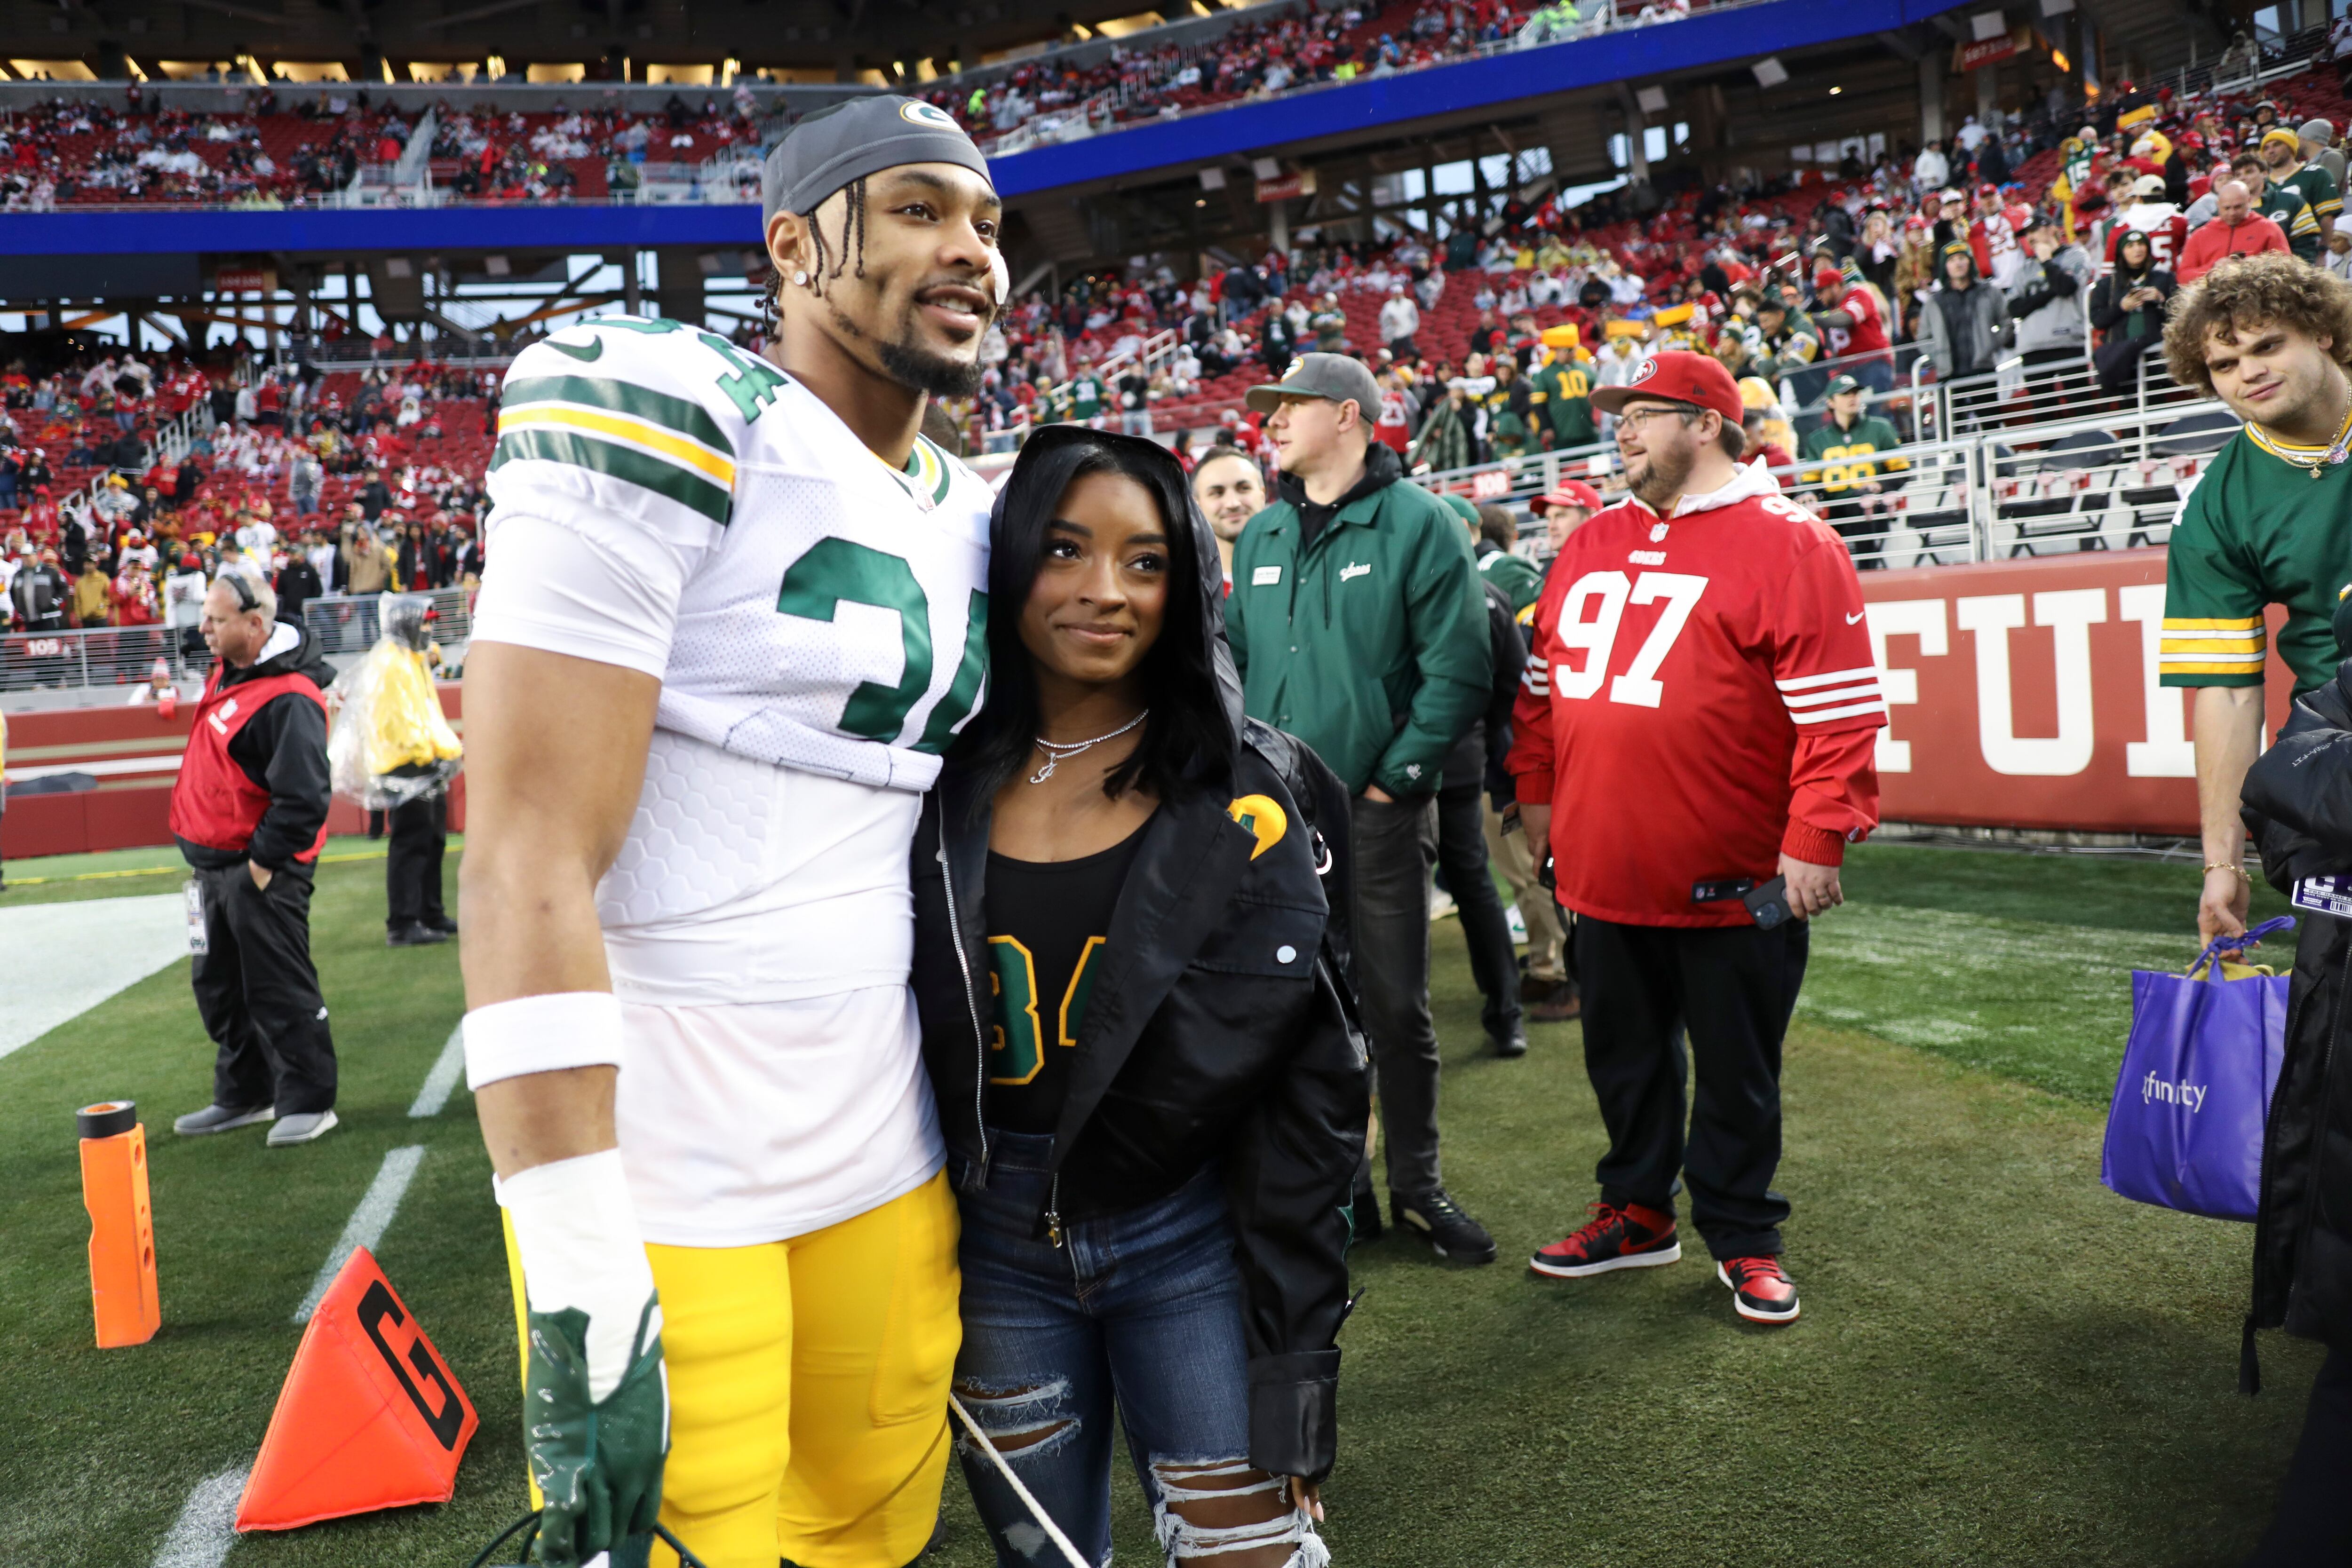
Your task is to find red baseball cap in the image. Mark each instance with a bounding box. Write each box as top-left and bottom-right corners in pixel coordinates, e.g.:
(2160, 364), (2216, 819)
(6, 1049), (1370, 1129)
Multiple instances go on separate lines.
(1532, 479), (1605, 513)
(1589, 350), (1744, 426)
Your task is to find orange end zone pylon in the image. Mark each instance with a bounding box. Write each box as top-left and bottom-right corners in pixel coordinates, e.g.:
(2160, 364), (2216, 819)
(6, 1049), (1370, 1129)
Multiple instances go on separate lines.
(78, 1101), (161, 1349)
(236, 1246), (479, 1532)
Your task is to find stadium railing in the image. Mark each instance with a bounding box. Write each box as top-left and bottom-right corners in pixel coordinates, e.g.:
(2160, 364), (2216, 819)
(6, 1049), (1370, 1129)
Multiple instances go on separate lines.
(298, 585), (474, 658)
(0, 585), (474, 696)
(1418, 377), (2234, 570)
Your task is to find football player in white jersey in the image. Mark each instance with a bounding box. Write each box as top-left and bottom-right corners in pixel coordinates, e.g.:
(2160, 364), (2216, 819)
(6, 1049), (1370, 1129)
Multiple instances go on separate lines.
(458, 96), (1001, 1568)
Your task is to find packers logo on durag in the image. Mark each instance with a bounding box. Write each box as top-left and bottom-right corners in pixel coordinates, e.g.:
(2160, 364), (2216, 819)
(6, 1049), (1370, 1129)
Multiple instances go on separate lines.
(900, 100), (961, 128)
(1225, 794), (1287, 860)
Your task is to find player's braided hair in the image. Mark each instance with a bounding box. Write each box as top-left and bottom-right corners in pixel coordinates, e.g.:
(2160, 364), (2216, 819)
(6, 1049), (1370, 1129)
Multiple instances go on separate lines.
(805, 175), (869, 298)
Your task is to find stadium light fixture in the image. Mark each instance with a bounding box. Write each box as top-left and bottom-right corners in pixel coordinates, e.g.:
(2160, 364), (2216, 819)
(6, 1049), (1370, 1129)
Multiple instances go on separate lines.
(1751, 55), (1788, 87)
(1828, 85), (1842, 94)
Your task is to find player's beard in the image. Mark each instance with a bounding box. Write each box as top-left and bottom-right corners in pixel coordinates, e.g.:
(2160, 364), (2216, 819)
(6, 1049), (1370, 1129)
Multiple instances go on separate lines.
(878, 334), (985, 398)
(823, 279), (987, 399)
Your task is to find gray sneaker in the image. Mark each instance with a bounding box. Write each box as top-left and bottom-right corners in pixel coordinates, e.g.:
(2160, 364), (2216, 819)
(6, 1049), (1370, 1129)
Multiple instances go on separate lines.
(266, 1110), (339, 1147)
(174, 1102), (275, 1136)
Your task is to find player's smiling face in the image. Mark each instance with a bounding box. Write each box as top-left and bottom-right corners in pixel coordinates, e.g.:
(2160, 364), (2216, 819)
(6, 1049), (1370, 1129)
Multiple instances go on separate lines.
(780, 162), (1002, 397)
(1021, 469), (1169, 691)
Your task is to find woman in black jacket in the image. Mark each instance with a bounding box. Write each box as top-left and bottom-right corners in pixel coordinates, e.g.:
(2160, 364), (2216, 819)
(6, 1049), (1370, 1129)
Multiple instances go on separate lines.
(910, 425), (1367, 1568)
(2233, 593), (2352, 1566)
(2088, 230), (2177, 393)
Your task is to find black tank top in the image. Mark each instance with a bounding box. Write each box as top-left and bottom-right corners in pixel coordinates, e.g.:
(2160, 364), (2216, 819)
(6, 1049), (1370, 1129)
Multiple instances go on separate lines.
(981, 818), (1150, 1135)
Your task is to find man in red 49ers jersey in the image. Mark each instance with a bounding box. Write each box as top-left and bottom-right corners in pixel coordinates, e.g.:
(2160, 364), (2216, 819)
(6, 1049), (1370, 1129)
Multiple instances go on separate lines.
(1506, 351), (1884, 1327)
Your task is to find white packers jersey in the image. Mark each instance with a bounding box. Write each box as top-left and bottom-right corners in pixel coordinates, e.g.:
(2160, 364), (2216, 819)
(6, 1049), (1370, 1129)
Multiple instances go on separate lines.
(488, 315), (992, 794)
(473, 316), (990, 1241)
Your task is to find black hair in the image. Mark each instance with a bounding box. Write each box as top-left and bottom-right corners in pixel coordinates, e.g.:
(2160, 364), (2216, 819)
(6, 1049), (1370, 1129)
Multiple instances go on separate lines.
(798, 175), (869, 301)
(1193, 443), (1263, 481)
(954, 428), (1235, 810)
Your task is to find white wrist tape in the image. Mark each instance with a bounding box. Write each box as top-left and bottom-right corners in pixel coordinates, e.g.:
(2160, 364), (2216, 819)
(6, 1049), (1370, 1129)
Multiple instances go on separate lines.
(463, 991), (626, 1091)
(498, 1149), (658, 1404)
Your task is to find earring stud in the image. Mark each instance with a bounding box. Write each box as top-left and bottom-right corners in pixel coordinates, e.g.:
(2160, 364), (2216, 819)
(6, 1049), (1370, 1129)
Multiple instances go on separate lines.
(792, 269), (810, 286)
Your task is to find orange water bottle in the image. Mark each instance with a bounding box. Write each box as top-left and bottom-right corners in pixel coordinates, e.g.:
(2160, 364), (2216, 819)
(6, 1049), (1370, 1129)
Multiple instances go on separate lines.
(79, 1101), (161, 1348)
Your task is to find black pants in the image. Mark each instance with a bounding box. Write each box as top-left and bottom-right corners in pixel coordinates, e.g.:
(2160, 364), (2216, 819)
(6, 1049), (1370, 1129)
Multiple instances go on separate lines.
(1351, 794), (1444, 1196)
(386, 790), (448, 931)
(191, 862), (337, 1116)
(2247, 1346), (2352, 1565)
(1436, 781), (1520, 1039)
(1573, 915), (1808, 1259)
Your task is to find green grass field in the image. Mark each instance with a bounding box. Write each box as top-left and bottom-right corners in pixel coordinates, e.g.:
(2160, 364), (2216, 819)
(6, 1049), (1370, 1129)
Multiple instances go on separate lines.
(0, 839), (2316, 1567)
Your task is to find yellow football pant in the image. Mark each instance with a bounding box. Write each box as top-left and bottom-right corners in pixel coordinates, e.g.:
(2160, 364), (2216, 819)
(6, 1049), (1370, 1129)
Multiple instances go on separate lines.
(505, 1170), (961, 1568)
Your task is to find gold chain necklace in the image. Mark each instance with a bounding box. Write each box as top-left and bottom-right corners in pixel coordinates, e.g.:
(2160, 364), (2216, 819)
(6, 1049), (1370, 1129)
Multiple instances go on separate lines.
(2265, 391), (2352, 480)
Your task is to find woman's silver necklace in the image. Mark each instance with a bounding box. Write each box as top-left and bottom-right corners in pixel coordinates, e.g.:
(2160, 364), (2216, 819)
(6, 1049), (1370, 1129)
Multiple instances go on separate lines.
(1029, 711), (1148, 784)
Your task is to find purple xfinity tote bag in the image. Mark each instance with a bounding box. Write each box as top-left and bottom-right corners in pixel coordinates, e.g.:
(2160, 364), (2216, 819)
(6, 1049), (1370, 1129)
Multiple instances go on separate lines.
(2102, 916), (2296, 1222)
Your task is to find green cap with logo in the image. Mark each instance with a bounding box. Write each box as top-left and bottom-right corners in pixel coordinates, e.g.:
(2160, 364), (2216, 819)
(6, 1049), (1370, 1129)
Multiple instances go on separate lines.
(1244, 351), (1382, 420)
(1825, 373), (1863, 396)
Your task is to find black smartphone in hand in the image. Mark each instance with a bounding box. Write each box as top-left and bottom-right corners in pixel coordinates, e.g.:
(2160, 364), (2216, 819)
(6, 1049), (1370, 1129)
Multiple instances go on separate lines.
(1743, 876), (1792, 929)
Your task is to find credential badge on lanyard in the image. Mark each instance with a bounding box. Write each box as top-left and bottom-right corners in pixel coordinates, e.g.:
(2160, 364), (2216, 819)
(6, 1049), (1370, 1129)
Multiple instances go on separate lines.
(2292, 875), (2352, 918)
(184, 879), (209, 956)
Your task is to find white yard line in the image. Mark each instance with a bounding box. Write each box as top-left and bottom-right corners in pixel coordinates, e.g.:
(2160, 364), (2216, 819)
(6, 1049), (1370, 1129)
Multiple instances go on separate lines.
(408, 1024), (467, 1119)
(148, 1466), (248, 1568)
(292, 1144), (427, 1325)
(144, 1009), (464, 1562)
(0, 893), (189, 1063)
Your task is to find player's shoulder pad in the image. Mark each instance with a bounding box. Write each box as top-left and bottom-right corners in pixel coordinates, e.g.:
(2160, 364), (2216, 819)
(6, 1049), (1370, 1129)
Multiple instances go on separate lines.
(505, 316), (788, 456)
(494, 317), (772, 531)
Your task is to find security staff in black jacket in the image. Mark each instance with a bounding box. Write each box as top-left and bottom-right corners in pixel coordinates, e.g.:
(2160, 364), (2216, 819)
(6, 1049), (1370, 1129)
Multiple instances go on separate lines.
(1434, 494), (1531, 1060)
(909, 428), (1367, 1564)
(168, 569), (342, 1148)
(2235, 591), (2352, 1566)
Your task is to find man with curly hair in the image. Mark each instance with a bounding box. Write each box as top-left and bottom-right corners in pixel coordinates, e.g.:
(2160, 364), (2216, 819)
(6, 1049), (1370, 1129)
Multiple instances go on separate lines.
(2160, 249), (2352, 1567)
(2159, 253), (2352, 950)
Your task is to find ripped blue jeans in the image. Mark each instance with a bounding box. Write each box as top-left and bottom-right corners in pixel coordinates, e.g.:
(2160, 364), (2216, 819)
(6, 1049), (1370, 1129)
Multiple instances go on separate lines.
(950, 1129), (1325, 1568)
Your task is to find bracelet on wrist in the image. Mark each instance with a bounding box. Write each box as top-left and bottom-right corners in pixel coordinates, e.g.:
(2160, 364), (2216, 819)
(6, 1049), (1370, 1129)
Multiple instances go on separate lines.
(2204, 863), (2249, 880)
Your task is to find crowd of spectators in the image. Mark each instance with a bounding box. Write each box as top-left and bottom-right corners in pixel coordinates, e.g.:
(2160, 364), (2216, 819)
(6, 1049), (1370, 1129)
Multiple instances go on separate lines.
(14, 60), (2352, 630)
(0, 81), (765, 210)
(928, 0), (1694, 150)
(1, 354), (487, 649)
(935, 61), (2352, 479)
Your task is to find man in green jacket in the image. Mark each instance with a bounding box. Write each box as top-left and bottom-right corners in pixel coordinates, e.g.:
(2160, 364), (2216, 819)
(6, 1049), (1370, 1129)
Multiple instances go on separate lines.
(1230, 352), (1497, 1266)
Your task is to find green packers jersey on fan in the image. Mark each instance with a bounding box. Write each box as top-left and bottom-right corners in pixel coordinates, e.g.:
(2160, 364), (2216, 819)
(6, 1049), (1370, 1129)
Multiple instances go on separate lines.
(1527, 358), (1596, 446)
(2161, 421), (2352, 695)
(1797, 414), (1910, 495)
(2288, 160), (2343, 223)
(2258, 178), (2324, 260)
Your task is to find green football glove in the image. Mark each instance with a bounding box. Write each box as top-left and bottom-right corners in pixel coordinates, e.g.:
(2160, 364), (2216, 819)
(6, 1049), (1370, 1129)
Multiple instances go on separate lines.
(526, 1295), (668, 1568)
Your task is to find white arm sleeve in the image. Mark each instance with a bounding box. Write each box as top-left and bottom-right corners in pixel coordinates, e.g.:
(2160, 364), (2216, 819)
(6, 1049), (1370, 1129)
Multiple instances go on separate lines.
(468, 509), (692, 680)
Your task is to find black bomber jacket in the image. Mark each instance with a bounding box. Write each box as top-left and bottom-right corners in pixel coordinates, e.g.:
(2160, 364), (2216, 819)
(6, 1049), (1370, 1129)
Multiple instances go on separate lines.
(2238, 658), (2352, 1389)
(909, 688), (1369, 1483)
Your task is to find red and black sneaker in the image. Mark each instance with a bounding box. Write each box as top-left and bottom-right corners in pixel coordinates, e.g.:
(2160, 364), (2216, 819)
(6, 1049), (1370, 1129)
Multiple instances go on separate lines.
(1716, 1255), (1801, 1324)
(1528, 1201), (1680, 1279)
